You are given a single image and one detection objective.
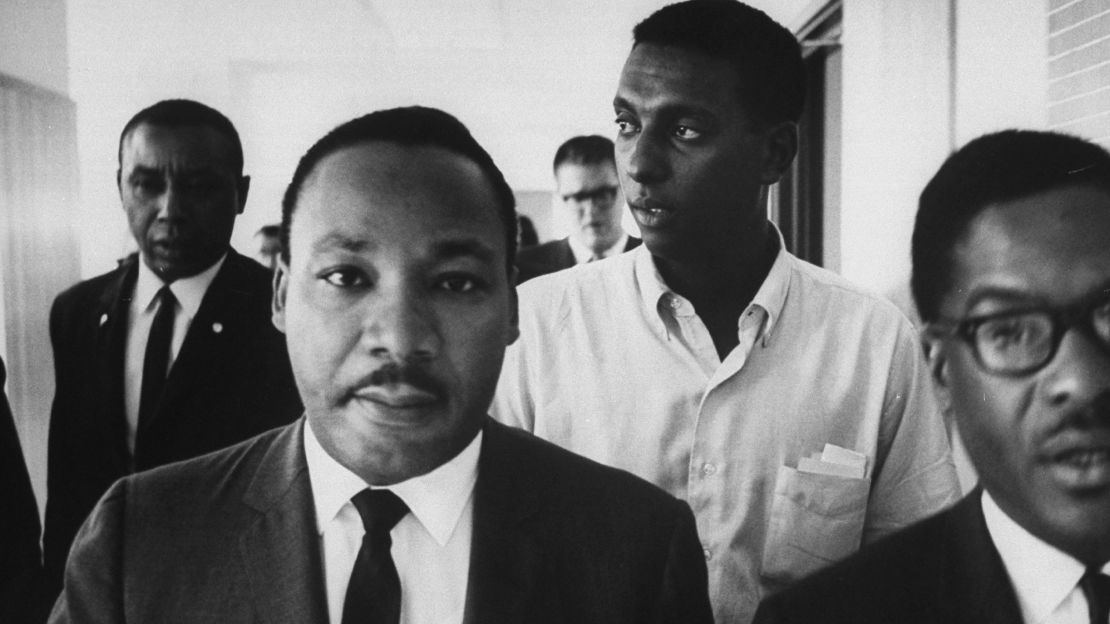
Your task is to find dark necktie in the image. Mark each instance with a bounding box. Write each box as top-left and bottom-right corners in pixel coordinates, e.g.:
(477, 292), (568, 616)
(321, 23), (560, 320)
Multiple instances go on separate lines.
(1081, 567), (1110, 624)
(138, 286), (176, 429)
(341, 489), (409, 624)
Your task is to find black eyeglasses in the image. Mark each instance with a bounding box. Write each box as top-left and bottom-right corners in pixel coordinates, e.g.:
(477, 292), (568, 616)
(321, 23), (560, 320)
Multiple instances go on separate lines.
(929, 291), (1110, 376)
(562, 185), (618, 205)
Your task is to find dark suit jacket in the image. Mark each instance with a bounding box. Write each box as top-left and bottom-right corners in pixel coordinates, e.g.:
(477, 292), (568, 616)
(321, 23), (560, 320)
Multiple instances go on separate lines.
(50, 417), (713, 623)
(753, 490), (1023, 624)
(0, 356), (50, 623)
(44, 250), (302, 590)
(515, 236), (641, 284)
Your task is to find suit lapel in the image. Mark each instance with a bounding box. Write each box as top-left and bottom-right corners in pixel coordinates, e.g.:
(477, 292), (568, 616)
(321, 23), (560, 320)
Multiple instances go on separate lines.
(938, 490), (1024, 624)
(463, 419), (553, 624)
(147, 251), (252, 430)
(94, 258), (137, 470)
(239, 419), (328, 624)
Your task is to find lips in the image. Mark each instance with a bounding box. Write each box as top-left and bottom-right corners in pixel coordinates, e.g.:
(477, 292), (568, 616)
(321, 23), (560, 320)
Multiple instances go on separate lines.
(628, 197), (675, 228)
(1043, 439), (1110, 491)
(354, 383), (441, 409)
(349, 363), (445, 412)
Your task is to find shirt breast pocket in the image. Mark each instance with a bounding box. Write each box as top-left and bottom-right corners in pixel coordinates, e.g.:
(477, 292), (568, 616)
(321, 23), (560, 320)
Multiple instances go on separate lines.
(761, 464), (870, 584)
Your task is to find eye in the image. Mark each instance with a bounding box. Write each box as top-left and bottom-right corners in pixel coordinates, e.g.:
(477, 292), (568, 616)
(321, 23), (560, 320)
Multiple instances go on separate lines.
(614, 114), (640, 137)
(132, 177), (164, 194)
(321, 268), (367, 288)
(436, 274), (480, 293)
(977, 314), (1047, 351)
(673, 125), (702, 140)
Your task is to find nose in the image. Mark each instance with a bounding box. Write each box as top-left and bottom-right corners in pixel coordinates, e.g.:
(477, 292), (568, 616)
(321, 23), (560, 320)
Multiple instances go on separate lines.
(580, 197), (608, 221)
(361, 284), (441, 363)
(1040, 328), (1110, 409)
(158, 184), (187, 220)
(620, 131), (667, 185)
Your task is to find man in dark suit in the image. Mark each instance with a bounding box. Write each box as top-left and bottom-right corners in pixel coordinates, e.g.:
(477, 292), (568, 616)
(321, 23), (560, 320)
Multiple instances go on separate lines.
(1, 355), (50, 623)
(754, 130), (1110, 623)
(50, 106), (713, 623)
(44, 99), (302, 592)
(515, 135), (639, 283)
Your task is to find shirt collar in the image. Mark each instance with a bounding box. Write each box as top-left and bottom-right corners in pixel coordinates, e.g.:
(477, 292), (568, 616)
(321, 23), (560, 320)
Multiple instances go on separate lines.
(135, 253), (227, 319)
(303, 419), (482, 547)
(982, 490), (1099, 624)
(633, 224), (791, 347)
(568, 231), (630, 264)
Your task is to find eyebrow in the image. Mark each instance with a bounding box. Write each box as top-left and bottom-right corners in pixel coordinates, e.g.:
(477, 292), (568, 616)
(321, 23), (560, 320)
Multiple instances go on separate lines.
(309, 234), (497, 264)
(126, 165), (217, 179)
(613, 94), (716, 120)
(311, 233), (370, 255)
(965, 278), (1110, 311)
(431, 239), (497, 264)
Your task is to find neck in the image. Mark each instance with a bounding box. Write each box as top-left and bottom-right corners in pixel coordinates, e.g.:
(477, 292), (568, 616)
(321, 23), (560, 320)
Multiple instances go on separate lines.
(654, 220), (777, 313)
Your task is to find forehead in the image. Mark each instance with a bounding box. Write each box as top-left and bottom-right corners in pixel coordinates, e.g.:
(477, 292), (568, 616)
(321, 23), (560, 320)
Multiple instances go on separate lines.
(292, 142), (506, 256)
(121, 123), (237, 172)
(944, 184), (1110, 311)
(555, 161), (617, 189)
(616, 43), (745, 119)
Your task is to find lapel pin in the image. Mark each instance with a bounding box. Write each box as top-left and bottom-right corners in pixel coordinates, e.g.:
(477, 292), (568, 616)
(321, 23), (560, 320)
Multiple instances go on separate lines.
(99, 313), (108, 327)
(212, 322), (224, 334)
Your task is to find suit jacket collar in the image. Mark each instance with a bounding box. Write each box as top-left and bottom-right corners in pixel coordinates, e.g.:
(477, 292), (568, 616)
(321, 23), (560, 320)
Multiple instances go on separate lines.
(935, 489), (1024, 624)
(140, 249), (258, 435)
(92, 257), (139, 469)
(233, 417), (560, 624)
(463, 418), (554, 623)
(240, 419), (329, 624)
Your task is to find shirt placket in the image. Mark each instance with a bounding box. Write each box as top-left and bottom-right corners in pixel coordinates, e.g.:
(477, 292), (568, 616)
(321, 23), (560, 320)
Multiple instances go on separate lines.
(684, 303), (768, 573)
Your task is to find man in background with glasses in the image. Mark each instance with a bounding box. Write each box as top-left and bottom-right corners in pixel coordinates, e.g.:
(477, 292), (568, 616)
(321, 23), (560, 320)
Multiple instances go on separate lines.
(515, 135), (639, 284)
(755, 129), (1110, 624)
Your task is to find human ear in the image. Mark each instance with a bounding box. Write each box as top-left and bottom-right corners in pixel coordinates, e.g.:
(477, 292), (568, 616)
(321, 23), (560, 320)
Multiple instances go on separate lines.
(272, 260), (289, 334)
(922, 329), (954, 417)
(759, 121), (798, 185)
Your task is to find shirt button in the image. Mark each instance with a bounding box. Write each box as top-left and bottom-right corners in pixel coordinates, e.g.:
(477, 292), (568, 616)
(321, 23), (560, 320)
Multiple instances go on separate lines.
(701, 463), (717, 477)
(703, 548), (712, 561)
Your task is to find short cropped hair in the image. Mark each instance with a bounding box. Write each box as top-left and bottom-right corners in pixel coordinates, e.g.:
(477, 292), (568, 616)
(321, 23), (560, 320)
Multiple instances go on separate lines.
(280, 106), (517, 269)
(633, 0), (805, 127)
(912, 129), (1110, 323)
(118, 99), (244, 175)
(553, 135), (616, 172)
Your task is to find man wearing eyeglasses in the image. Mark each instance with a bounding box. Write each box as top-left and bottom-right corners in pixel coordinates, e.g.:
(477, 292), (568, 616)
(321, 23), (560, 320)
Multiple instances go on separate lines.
(515, 135), (639, 284)
(754, 129), (1110, 624)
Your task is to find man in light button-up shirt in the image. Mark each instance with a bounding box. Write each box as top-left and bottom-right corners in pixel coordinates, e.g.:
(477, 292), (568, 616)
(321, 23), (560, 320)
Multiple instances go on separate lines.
(493, 2), (960, 622)
(51, 106), (714, 624)
(754, 130), (1110, 624)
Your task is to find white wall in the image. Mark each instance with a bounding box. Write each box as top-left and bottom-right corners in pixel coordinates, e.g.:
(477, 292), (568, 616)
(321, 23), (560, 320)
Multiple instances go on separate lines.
(837, 0), (954, 300)
(0, 0), (69, 95)
(954, 0), (1048, 145)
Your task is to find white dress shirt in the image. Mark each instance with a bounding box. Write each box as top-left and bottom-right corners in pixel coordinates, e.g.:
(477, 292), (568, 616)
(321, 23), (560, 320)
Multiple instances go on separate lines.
(304, 420), (478, 624)
(124, 254), (225, 453)
(493, 227), (960, 624)
(983, 492), (1110, 624)
(567, 231), (630, 264)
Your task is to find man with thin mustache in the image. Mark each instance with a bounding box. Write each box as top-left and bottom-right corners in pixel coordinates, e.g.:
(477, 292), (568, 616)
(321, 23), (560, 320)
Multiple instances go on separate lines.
(49, 106), (713, 623)
(755, 130), (1110, 624)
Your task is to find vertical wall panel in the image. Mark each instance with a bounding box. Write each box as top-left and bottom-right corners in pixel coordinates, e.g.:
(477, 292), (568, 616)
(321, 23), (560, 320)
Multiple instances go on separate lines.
(0, 74), (81, 510)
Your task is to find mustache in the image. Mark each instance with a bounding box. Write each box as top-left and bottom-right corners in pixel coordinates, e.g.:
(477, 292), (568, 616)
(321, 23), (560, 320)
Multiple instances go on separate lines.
(349, 362), (445, 398)
(1050, 391), (1110, 434)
